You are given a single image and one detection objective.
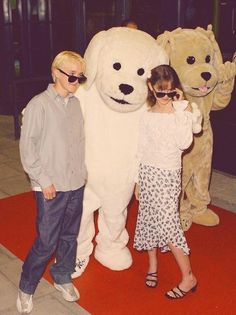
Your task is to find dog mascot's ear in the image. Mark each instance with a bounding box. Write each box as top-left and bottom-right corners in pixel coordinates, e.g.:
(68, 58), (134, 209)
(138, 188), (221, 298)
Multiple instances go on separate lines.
(83, 30), (108, 89)
(156, 28), (182, 58)
(196, 25), (223, 68)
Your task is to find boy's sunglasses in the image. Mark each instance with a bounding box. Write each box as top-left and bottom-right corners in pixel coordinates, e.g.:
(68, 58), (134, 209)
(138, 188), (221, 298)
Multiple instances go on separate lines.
(154, 90), (177, 98)
(58, 68), (87, 83)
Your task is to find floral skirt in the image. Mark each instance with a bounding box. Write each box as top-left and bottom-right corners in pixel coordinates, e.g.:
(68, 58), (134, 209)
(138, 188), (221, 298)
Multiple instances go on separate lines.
(133, 164), (190, 255)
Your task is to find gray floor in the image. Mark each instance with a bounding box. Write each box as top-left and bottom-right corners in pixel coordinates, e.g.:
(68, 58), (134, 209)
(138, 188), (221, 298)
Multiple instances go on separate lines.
(0, 245), (90, 315)
(0, 115), (236, 314)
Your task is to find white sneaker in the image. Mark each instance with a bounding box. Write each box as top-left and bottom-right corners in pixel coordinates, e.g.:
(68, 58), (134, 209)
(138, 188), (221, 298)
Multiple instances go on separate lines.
(71, 257), (89, 279)
(54, 282), (80, 302)
(16, 289), (33, 314)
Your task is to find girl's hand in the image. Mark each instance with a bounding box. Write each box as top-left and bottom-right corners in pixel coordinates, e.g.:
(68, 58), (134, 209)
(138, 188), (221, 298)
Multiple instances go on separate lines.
(134, 184), (140, 201)
(185, 103), (193, 112)
(173, 88), (184, 101)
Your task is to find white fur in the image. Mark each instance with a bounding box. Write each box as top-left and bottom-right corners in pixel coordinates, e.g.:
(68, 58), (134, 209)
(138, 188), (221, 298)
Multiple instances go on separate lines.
(73, 27), (168, 276)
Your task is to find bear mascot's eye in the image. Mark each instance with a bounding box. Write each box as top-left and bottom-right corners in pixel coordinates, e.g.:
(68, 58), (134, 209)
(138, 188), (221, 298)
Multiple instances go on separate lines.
(186, 56), (195, 64)
(113, 62), (121, 70)
(137, 68), (145, 76)
(205, 55), (211, 63)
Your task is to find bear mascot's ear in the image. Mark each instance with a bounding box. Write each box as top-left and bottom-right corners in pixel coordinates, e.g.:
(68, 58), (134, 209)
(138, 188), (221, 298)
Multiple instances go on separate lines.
(83, 30), (108, 89)
(156, 28), (182, 56)
(196, 24), (223, 67)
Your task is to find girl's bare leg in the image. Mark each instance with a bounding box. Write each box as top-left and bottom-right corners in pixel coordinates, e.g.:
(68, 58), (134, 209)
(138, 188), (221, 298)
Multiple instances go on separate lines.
(148, 248), (157, 273)
(146, 248), (158, 287)
(168, 242), (197, 292)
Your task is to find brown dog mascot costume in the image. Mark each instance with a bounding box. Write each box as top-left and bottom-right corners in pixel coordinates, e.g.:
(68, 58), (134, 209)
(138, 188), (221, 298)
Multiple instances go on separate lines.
(157, 25), (236, 231)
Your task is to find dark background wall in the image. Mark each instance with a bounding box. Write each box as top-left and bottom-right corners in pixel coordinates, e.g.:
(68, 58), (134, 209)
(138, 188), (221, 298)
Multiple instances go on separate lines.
(0, 0), (235, 174)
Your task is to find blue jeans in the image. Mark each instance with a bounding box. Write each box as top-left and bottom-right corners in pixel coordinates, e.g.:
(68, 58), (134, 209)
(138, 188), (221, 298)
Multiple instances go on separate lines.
(19, 186), (84, 294)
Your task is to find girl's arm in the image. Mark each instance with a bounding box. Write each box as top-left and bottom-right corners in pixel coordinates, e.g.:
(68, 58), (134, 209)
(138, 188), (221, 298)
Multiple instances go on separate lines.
(172, 100), (194, 150)
(134, 114), (147, 183)
(20, 100), (52, 189)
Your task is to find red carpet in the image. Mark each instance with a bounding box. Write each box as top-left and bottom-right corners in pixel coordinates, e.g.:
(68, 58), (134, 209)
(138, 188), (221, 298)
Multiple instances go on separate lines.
(0, 192), (236, 315)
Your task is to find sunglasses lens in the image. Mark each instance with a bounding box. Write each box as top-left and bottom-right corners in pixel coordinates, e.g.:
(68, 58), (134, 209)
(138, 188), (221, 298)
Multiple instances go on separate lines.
(155, 92), (165, 98)
(68, 76), (78, 83)
(155, 91), (177, 98)
(169, 91), (177, 98)
(68, 74), (87, 83)
(78, 75), (87, 84)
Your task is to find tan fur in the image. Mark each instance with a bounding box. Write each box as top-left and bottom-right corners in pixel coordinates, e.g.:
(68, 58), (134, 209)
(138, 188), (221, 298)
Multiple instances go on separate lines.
(157, 25), (236, 230)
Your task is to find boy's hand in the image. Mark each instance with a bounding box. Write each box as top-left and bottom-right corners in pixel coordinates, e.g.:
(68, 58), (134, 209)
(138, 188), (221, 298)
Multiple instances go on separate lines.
(42, 184), (56, 200)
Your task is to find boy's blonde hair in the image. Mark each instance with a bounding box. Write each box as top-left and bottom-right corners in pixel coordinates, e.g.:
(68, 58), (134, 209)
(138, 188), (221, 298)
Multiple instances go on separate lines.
(51, 51), (86, 73)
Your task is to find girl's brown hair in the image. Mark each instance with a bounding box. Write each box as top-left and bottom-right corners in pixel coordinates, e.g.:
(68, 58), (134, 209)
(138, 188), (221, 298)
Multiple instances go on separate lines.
(147, 64), (183, 107)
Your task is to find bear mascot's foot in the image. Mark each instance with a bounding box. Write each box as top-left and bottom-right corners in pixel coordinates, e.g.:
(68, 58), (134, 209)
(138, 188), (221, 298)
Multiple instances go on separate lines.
(94, 245), (132, 271)
(181, 212), (193, 231)
(192, 208), (220, 226)
(71, 256), (90, 279)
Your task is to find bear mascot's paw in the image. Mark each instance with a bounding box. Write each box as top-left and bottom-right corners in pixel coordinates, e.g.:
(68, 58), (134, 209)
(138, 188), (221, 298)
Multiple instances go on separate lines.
(192, 208), (220, 226)
(71, 257), (90, 279)
(95, 246), (132, 271)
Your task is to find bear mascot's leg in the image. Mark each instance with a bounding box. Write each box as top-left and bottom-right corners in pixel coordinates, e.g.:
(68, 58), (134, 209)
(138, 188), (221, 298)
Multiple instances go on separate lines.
(181, 128), (219, 231)
(72, 185), (134, 278)
(94, 186), (134, 270)
(72, 186), (100, 278)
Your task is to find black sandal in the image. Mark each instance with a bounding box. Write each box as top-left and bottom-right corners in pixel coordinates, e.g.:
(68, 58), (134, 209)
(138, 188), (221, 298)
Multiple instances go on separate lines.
(165, 283), (198, 299)
(145, 272), (158, 288)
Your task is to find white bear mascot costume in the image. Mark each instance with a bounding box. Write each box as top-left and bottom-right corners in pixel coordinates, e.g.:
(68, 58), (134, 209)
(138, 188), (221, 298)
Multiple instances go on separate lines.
(72, 27), (168, 277)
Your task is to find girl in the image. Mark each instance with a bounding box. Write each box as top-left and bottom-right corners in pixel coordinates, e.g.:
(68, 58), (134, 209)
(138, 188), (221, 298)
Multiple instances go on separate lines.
(134, 64), (199, 299)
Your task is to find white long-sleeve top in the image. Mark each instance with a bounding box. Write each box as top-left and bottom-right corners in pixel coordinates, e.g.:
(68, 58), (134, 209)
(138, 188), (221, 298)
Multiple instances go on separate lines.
(136, 106), (196, 175)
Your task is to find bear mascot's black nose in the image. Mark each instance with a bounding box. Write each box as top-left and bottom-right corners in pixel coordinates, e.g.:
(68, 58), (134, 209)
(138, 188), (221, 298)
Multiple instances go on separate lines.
(119, 84), (134, 95)
(201, 72), (211, 81)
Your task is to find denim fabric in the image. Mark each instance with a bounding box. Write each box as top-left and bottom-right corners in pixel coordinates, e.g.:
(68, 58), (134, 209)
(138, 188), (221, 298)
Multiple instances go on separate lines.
(19, 186), (84, 294)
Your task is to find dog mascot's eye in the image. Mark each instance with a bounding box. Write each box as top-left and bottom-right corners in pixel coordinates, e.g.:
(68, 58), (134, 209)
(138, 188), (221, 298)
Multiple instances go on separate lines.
(186, 56), (195, 64)
(137, 68), (145, 76)
(205, 55), (211, 63)
(113, 62), (121, 70)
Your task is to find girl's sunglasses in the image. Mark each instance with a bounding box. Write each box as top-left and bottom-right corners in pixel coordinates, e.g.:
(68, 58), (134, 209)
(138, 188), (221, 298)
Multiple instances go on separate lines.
(154, 90), (177, 98)
(58, 68), (87, 83)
